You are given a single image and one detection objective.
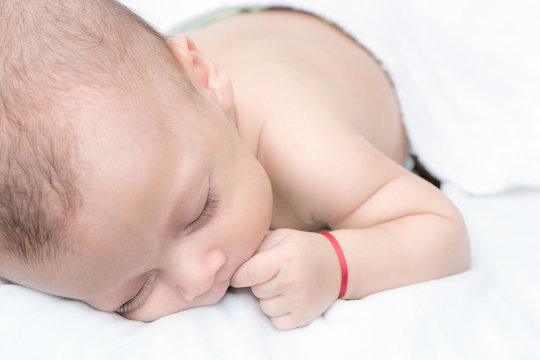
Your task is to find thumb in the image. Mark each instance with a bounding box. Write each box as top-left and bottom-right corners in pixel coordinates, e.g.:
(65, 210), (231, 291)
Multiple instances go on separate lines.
(230, 250), (279, 288)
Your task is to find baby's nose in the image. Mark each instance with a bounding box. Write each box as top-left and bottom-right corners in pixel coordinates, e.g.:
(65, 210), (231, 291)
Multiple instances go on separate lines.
(180, 249), (226, 301)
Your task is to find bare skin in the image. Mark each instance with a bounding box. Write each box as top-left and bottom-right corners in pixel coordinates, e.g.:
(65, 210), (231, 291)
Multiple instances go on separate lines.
(0, 9), (469, 330)
(188, 10), (469, 327)
(186, 9), (411, 234)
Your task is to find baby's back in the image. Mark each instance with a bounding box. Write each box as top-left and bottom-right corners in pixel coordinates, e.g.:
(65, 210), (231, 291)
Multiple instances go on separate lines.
(188, 9), (407, 164)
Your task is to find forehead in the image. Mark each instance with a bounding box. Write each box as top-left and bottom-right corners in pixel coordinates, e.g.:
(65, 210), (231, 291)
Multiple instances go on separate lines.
(74, 86), (204, 227)
(73, 85), (211, 189)
(77, 85), (193, 147)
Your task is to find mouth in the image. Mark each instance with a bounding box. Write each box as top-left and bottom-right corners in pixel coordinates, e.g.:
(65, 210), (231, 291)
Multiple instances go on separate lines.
(197, 280), (230, 306)
(214, 280), (231, 299)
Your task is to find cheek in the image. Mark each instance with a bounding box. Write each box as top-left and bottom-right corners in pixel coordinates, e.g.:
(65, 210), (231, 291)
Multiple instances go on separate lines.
(125, 282), (190, 322)
(253, 162), (273, 227)
(215, 173), (269, 260)
(242, 162), (273, 249)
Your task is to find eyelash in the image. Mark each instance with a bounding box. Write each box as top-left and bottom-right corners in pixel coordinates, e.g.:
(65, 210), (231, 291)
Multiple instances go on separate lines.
(117, 272), (156, 315)
(187, 187), (218, 229)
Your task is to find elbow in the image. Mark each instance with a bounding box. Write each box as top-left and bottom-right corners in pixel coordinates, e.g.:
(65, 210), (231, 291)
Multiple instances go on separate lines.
(453, 218), (471, 274)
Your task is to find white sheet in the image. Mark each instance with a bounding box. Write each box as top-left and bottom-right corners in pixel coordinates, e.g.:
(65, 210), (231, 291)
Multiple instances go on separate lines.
(2, 1), (539, 359)
(2, 184), (539, 359)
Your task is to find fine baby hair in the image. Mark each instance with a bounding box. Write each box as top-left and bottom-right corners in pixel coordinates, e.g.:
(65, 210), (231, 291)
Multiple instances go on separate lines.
(0, 0), (189, 264)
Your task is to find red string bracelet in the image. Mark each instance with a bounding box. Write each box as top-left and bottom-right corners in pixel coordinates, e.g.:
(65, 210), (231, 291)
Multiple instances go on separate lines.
(321, 231), (348, 298)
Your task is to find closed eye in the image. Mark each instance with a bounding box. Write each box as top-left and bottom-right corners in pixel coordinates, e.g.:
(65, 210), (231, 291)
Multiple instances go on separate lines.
(116, 272), (157, 315)
(186, 186), (218, 230)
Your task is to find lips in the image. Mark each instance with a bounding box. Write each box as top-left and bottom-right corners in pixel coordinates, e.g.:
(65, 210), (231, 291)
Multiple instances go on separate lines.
(204, 280), (230, 305)
(184, 279), (229, 308)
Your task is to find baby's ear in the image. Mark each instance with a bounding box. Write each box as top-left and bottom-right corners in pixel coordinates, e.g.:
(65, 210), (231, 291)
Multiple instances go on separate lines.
(168, 34), (234, 114)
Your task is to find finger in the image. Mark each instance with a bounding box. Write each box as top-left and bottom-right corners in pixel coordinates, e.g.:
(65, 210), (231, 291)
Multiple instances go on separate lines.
(270, 313), (308, 331)
(259, 296), (288, 318)
(256, 229), (291, 252)
(251, 278), (282, 299)
(230, 250), (280, 288)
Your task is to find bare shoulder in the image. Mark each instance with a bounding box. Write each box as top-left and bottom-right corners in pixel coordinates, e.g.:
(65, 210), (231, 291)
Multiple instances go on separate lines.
(246, 46), (410, 230)
(190, 9), (410, 229)
(256, 82), (408, 230)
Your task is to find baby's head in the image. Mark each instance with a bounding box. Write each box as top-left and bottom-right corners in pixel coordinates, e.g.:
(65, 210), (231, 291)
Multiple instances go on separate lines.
(0, 0), (272, 321)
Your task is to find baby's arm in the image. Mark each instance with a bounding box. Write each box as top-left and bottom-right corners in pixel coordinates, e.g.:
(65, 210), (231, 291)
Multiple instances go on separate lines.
(232, 106), (470, 330)
(325, 171), (470, 300)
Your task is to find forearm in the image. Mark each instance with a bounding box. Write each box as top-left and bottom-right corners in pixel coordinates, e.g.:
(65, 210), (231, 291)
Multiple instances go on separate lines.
(331, 213), (470, 299)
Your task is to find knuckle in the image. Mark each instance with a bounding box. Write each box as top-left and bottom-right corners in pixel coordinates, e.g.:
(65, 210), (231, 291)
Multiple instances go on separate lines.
(259, 298), (283, 317)
(266, 228), (294, 246)
(245, 263), (260, 283)
(279, 249), (298, 272)
(270, 228), (290, 238)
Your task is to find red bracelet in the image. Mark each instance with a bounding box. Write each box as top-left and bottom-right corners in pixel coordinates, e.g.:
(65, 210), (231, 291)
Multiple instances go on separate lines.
(321, 231), (348, 298)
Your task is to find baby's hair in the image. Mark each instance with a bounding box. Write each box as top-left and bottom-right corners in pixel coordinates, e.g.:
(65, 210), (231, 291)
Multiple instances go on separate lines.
(0, 0), (190, 265)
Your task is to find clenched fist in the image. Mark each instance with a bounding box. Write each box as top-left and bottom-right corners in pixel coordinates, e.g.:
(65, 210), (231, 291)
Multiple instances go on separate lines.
(231, 228), (342, 330)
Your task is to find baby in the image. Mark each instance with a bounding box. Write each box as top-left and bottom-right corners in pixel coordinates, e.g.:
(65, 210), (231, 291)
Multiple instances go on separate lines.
(0, 0), (470, 330)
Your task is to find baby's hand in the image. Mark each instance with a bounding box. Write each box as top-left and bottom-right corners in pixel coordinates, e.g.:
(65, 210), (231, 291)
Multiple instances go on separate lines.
(231, 229), (341, 330)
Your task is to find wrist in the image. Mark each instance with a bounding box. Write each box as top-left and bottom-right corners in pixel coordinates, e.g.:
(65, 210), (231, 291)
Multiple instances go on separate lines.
(321, 231), (348, 299)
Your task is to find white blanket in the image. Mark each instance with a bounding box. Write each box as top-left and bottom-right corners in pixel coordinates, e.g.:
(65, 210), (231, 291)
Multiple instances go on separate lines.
(2, 1), (539, 359)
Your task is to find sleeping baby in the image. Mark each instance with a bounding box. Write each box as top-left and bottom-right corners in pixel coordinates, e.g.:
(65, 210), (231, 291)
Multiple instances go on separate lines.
(0, 0), (469, 330)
